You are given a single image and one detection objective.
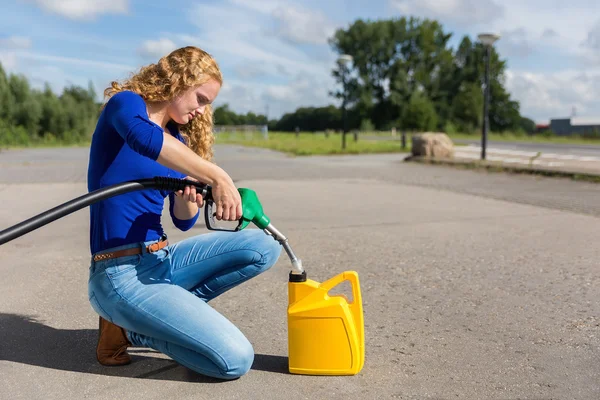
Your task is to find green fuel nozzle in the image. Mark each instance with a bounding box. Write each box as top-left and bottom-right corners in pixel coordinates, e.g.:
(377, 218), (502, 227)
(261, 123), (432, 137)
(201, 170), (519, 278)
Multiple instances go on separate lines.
(203, 187), (304, 275)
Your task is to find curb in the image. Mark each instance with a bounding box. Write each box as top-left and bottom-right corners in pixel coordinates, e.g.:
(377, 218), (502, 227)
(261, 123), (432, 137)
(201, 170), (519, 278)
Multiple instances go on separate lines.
(404, 155), (600, 183)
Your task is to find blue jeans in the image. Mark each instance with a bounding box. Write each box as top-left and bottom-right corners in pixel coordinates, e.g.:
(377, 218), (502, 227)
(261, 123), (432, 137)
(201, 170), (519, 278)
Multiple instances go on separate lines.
(88, 229), (282, 379)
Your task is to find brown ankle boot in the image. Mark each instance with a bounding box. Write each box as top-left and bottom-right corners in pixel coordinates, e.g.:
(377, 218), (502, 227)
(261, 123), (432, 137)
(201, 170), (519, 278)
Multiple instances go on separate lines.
(96, 316), (132, 366)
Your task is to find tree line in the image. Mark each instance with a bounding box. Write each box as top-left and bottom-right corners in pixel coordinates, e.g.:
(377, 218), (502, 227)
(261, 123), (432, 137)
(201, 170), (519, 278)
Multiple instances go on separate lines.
(221, 17), (536, 134)
(0, 63), (100, 146)
(303, 16), (534, 134)
(1, 16), (539, 147)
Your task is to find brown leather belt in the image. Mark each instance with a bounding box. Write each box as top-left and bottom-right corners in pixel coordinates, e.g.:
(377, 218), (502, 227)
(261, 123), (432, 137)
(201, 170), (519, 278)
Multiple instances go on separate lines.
(93, 236), (169, 262)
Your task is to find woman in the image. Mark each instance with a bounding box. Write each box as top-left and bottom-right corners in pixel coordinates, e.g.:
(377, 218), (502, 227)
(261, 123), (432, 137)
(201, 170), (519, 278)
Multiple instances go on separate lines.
(87, 46), (282, 380)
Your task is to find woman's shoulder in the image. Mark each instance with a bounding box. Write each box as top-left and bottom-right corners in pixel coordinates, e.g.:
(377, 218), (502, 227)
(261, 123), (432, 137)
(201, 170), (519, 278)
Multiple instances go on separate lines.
(104, 90), (146, 115)
(107, 90), (144, 105)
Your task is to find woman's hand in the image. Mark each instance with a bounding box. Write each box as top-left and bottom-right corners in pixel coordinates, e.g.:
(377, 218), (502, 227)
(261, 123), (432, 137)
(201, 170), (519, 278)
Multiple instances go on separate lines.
(155, 133), (240, 221)
(212, 175), (242, 221)
(175, 176), (204, 209)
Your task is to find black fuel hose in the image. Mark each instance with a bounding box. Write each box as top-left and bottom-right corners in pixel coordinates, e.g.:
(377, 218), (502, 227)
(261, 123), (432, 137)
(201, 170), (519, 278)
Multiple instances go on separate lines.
(0, 177), (211, 246)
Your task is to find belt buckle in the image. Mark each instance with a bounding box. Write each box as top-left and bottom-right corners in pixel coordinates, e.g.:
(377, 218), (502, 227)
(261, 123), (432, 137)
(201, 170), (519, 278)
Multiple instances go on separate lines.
(147, 235), (168, 253)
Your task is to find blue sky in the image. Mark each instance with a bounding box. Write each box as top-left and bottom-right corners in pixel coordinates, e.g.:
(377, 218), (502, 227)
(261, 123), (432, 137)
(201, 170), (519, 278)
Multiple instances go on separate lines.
(1, 0), (599, 124)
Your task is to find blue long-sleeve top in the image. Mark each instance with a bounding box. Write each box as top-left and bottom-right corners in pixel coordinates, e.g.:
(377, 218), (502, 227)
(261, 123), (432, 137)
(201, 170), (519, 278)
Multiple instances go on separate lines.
(87, 90), (199, 254)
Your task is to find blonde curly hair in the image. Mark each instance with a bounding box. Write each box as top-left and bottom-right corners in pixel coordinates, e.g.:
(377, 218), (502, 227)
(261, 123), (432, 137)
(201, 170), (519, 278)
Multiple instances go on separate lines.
(104, 46), (222, 161)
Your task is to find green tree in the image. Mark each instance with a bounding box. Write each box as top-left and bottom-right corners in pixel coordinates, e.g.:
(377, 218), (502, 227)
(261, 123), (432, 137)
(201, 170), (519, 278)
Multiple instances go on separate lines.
(39, 83), (59, 136)
(8, 75), (43, 135)
(0, 64), (100, 144)
(489, 83), (521, 132)
(519, 116), (535, 134)
(244, 111), (267, 125)
(330, 20), (523, 133)
(213, 104), (237, 125)
(330, 17), (455, 130)
(274, 106), (341, 132)
(403, 90), (438, 131)
(451, 36), (521, 131)
(451, 82), (483, 133)
(213, 104), (268, 126)
(0, 63), (15, 123)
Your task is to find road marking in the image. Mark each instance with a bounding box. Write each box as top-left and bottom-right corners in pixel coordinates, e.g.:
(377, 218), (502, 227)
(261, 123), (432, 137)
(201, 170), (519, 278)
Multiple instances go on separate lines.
(456, 146), (600, 162)
(455, 151), (565, 167)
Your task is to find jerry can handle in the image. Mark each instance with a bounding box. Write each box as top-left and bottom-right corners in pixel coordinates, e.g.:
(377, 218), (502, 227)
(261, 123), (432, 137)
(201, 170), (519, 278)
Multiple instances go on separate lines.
(320, 271), (365, 367)
(320, 271), (362, 305)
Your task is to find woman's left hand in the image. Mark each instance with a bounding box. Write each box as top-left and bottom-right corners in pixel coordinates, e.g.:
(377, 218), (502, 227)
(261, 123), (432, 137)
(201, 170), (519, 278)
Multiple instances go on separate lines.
(175, 176), (204, 208)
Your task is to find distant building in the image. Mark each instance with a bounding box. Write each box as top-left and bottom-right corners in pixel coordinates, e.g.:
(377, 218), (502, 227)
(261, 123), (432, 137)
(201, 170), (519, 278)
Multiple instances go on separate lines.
(549, 117), (600, 136)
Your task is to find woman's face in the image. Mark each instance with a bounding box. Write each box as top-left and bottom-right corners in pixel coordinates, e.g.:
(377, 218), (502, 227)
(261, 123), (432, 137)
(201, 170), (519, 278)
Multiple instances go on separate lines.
(168, 79), (221, 124)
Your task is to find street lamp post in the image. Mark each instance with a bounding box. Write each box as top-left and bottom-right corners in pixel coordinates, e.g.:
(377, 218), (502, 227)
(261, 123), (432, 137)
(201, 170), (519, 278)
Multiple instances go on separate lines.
(477, 33), (500, 160)
(337, 54), (353, 150)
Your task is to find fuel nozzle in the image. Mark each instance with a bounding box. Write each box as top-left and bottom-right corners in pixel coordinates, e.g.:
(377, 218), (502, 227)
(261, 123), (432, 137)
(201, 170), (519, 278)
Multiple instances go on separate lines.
(263, 223), (305, 275)
(202, 186), (305, 276)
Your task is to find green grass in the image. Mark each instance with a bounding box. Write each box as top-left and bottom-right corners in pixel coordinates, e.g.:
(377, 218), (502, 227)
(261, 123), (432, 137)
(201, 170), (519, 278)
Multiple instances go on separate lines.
(215, 131), (410, 155)
(0, 137), (91, 150)
(215, 130), (600, 156)
(3, 129), (599, 154)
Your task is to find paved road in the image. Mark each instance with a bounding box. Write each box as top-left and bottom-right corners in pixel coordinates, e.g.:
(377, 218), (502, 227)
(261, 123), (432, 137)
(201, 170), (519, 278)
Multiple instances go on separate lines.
(363, 134), (600, 158)
(452, 144), (600, 174)
(364, 134), (600, 174)
(0, 146), (599, 400)
(453, 139), (600, 158)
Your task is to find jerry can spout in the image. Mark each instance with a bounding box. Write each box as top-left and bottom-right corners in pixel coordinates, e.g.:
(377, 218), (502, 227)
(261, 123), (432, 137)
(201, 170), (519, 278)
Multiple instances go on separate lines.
(289, 270), (307, 283)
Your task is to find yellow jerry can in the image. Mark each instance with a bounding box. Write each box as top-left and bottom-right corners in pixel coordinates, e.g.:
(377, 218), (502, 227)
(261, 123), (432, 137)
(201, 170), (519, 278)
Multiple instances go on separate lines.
(287, 270), (365, 375)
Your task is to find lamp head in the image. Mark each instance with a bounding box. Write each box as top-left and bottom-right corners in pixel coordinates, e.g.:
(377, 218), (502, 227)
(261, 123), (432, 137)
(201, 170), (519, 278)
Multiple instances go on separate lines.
(337, 54), (353, 66)
(478, 33), (500, 46)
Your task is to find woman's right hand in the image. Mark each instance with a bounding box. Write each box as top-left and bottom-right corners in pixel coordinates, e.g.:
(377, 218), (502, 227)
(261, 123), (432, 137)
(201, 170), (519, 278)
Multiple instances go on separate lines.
(212, 175), (242, 221)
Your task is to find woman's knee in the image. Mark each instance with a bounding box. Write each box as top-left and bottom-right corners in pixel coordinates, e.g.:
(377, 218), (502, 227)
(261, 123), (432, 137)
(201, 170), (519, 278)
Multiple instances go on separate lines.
(219, 337), (255, 379)
(256, 231), (283, 271)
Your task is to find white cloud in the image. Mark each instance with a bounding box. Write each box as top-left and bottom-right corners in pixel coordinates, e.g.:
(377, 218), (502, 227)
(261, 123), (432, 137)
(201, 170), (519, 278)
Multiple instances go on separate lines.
(272, 5), (338, 45)
(0, 50), (133, 99)
(0, 53), (18, 72)
(0, 36), (32, 49)
(480, 2), (598, 62)
(263, 78), (311, 101)
(0, 55), (110, 99)
(406, 1), (600, 121)
(497, 28), (533, 58)
(582, 19), (600, 50)
(234, 63), (269, 79)
(506, 69), (600, 122)
(390, 0), (598, 64)
(174, 2), (340, 118)
(170, 1), (341, 117)
(176, 30), (338, 117)
(229, 0), (281, 14)
(29, 0), (129, 20)
(216, 74), (335, 119)
(390, 0), (504, 25)
(542, 29), (558, 39)
(138, 38), (178, 59)
(183, 5), (333, 79)
(216, 82), (264, 117)
(12, 51), (133, 71)
(189, 3), (263, 35)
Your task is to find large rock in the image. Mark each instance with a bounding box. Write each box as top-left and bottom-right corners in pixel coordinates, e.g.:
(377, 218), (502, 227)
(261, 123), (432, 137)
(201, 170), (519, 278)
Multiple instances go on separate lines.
(411, 132), (454, 158)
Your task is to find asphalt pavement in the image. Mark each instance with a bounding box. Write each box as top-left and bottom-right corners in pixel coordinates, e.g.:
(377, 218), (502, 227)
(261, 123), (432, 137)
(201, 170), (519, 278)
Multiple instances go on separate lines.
(453, 139), (600, 158)
(0, 145), (599, 400)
